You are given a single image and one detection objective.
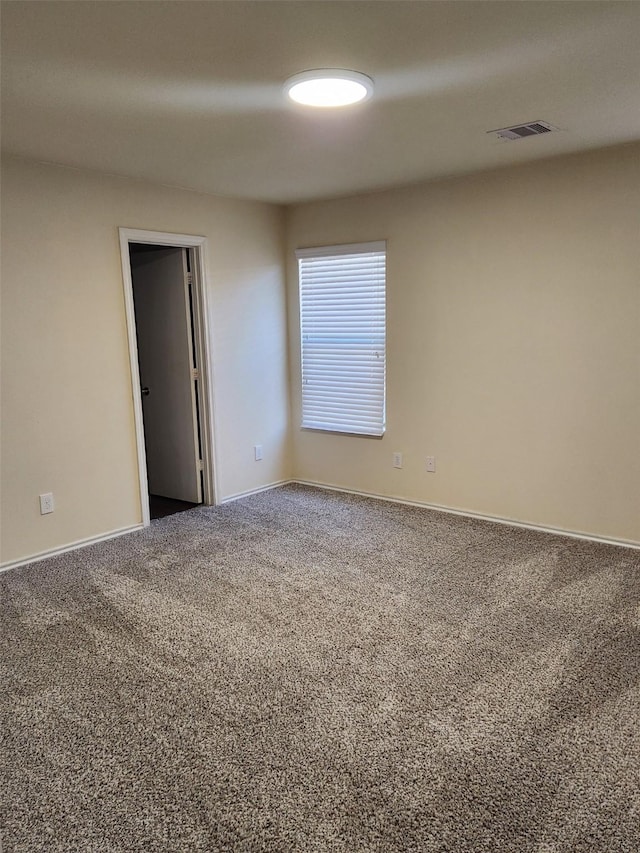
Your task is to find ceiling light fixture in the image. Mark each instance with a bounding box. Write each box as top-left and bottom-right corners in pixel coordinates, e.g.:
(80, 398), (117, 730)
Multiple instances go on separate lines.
(285, 69), (374, 108)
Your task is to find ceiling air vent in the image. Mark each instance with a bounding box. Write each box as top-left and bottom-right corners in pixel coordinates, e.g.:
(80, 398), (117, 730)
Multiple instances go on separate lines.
(488, 121), (558, 141)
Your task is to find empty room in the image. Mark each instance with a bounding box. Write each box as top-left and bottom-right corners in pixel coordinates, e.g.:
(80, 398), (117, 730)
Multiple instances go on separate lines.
(1, 1), (639, 851)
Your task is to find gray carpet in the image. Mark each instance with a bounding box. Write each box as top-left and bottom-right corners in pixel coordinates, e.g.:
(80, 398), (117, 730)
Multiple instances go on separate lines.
(1, 484), (639, 852)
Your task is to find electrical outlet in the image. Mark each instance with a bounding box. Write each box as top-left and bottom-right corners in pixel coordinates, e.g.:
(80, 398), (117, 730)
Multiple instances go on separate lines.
(426, 456), (436, 473)
(254, 444), (263, 461)
(39, 492), (54, 514)
(392, 452), (403, 469)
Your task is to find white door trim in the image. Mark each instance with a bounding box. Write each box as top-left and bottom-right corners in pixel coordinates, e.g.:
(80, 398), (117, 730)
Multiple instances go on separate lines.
(119, 227), (219, 526)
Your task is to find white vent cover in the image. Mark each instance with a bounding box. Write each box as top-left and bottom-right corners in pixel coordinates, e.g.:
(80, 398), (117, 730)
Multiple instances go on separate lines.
(488, 121), (558, 141)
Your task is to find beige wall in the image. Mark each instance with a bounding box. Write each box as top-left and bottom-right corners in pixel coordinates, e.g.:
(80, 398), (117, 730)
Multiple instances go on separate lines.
(1, 158), (291, 565)
(2, 145), (638, 564)
(286, 144), (640, 544)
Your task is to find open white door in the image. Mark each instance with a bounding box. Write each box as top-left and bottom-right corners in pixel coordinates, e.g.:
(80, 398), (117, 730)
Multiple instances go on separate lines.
(131, 246), (202, 504)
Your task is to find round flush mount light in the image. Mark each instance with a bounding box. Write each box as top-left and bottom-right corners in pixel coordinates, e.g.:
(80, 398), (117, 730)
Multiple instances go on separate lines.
(285, 69), (374, 108)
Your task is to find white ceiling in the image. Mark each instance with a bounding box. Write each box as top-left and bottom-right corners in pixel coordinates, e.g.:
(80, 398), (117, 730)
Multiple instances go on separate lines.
(2, 1), (639, 204)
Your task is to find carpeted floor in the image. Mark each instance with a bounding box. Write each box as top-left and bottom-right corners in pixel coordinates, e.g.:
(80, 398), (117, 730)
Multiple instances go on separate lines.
(1, 484), (639, 852)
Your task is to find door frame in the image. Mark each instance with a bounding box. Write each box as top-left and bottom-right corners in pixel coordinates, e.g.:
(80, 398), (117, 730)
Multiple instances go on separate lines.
(119, 227), (219, 525)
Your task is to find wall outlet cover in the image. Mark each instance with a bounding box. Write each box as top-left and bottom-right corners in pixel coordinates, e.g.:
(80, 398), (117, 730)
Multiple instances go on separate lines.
(39, 492), (54, 514)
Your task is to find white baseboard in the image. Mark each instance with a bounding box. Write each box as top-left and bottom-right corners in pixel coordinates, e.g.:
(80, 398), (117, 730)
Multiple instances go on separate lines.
(1, 480), (294, 573)
(3, 478), (636, 574)
(0, 523), (145, 573)
(219, 479), (294, 504)
(293, 479), (640, 550)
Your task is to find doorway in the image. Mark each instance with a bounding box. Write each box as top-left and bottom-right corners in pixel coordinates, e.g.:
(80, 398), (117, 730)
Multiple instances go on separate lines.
(119, 229), (217, 525)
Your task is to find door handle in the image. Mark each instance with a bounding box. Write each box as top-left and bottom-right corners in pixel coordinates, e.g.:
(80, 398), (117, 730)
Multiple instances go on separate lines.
(141, 386), (150, 397)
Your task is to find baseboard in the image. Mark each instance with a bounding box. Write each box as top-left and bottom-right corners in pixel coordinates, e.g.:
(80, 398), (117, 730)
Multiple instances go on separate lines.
(3, 478), (635, 573)
(219, 479), (294, 504)
(293, 479), (640, 550)
(0, 523), (145, 573)
(0, 480), (293, 573)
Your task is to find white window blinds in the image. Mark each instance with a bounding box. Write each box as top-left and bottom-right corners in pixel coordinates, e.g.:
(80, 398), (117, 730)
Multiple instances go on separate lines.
(296, 241), (386, 437)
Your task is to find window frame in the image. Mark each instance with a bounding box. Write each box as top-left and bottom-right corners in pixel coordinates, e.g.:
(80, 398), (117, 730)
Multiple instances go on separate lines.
(296, 240), (387, 438)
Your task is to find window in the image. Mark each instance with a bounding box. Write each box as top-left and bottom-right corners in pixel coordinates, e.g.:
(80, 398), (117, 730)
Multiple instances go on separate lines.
(296, 241), (386, 436)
